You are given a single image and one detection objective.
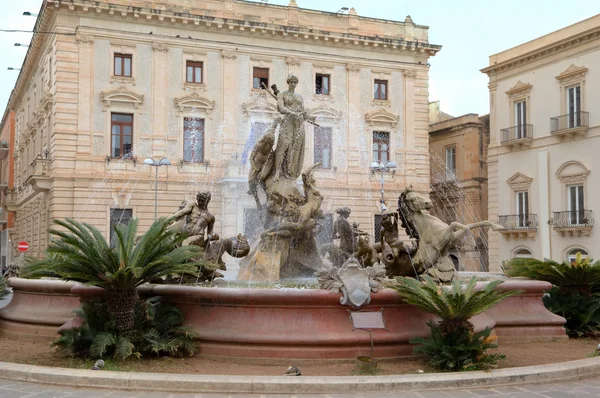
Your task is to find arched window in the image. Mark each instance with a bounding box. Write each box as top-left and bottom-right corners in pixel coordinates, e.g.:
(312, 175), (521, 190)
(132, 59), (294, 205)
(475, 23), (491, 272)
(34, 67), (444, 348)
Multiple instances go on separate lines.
(514, 248), (532, 259)
(567, 248), (589, 263)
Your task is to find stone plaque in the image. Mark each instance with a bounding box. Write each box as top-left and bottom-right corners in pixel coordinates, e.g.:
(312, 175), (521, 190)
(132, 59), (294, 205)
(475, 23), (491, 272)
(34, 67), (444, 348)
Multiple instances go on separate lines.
(350, 311), (385, 329)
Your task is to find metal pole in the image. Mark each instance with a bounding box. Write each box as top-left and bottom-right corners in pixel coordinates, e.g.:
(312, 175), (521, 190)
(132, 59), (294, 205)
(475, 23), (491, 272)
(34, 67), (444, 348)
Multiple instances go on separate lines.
(380, 169), (385, 214)
(154, 165), (158, 220)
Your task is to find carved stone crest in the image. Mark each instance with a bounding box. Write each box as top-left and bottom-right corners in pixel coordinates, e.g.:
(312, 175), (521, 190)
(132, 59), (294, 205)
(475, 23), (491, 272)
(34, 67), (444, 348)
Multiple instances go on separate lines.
(316, 258), (386, 308)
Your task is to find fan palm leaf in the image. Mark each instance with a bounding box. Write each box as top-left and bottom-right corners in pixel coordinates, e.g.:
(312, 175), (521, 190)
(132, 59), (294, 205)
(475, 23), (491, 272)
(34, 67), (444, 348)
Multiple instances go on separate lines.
(21, 217), (204, 331)
(394, 275), (521, 334)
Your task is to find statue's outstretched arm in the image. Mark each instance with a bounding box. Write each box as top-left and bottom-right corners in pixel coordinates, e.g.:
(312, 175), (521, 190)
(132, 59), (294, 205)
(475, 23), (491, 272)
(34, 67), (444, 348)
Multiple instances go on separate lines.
(172, 203), (193, 220)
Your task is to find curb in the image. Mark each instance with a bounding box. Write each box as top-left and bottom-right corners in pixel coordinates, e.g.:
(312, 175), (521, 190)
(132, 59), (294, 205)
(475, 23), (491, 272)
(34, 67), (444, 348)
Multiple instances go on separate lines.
(1, 357), (600, 394)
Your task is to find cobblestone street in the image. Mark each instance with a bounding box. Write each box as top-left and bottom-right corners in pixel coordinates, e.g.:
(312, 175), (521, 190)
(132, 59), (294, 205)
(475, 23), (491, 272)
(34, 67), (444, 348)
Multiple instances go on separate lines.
(1, 377), (600, 397)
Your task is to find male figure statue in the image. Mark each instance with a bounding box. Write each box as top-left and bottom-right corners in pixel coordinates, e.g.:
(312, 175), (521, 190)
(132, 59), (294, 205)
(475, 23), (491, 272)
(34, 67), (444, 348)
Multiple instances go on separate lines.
(170, 191), (215, 248)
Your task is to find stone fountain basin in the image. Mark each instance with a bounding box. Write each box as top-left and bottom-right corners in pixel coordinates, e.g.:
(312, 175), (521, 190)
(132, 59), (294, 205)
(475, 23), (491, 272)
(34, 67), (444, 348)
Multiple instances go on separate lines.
(0, 278), (566, 360)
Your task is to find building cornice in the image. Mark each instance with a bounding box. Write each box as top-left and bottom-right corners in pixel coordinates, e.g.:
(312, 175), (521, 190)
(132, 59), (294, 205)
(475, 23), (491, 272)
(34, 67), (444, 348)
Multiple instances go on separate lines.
(480, 25), (600, 75)
(48, 0), (441, 56)
(7, 1), (56, 112)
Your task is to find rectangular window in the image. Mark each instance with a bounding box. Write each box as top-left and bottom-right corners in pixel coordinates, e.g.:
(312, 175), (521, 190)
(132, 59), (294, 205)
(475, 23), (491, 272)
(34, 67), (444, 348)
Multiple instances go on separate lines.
(567, 85), (581, 128)
(110, 113), (133, 158)
(515, 100), (526, 138)
(374, 214), (383, 243)
(253, 67), (269, 90)
(374, 80), (388, 100)
(314, 126), (332, 169)
(568, 184), (584, 224)
(445, 147), (456, 180)
(186, 61), (203, 84)
(109, 208), (133, 246)
(315, 74), (330, 95)
(516, 191), (529, 228)
(183, 117), (204, 163)
(373, 131), (390, 164)
(114, 53), (132, 77)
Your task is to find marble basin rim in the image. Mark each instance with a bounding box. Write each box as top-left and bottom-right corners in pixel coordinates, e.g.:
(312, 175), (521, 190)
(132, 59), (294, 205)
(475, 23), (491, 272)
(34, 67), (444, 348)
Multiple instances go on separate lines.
(0, 277), (567, 360)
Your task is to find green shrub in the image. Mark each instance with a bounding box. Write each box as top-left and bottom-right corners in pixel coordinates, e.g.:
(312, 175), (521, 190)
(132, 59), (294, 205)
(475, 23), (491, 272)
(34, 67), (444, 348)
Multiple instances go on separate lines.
(411, 322), (504, 372)
(54, 297), (196, 360)
(22, 217), (203, 332)
(394, 276), (520, 372)
(506, 253), (600, 337)
(542, 287), (600, 337)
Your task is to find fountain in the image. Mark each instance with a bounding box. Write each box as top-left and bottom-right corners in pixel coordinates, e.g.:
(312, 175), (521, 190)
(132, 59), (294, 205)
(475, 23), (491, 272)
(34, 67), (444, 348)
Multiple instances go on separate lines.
(0, 72), (567, 359)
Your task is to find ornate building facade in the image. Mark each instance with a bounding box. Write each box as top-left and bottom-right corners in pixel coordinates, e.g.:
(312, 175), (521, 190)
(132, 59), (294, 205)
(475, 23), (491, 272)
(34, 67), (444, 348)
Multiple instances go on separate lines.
(1, 0), (440, 257)
(482, 14), (600, 269)
(429, 108), (490, 271)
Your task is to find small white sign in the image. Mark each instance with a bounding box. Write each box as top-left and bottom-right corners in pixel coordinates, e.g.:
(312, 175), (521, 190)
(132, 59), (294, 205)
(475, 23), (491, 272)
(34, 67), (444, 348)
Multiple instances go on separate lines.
(350, 311), (385, 329)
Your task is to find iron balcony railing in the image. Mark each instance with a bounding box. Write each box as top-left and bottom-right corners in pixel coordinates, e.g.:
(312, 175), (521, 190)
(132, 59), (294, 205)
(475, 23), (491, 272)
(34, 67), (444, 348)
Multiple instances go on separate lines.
(550, 111), (589, 134)
(501, 124), (533, 143)
(552, 210), (594, 229)
(498, 214), (538, 230)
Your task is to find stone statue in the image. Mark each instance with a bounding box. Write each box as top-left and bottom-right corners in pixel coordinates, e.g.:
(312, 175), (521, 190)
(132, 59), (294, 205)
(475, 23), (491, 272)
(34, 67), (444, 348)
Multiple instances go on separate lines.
(170, 191), (215, 248)
(272, 74), (316, 181)
(247, 117), (280, 210)
(168, 191), (249, 281)
(204, 234), (251, 268)
(239, 74), (324, 281)
(333, 207), (355, 255)
(397, 187), (504, 283)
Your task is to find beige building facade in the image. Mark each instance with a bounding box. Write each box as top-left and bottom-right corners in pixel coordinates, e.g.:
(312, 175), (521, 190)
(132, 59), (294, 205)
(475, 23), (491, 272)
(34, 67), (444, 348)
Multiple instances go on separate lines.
(429, 108), (490, 271)
(2, 0), (440, 258)
(482, 14), (600, 270)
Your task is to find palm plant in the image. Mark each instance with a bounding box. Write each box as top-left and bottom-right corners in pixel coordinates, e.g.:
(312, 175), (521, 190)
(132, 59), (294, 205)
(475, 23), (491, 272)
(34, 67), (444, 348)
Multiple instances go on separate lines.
(505, 253), (600, 295)
(54, 297), (197, 360)
(21, 217), (202, 332)
(505, 253), (600, 336)
(394, 276), (521, 336)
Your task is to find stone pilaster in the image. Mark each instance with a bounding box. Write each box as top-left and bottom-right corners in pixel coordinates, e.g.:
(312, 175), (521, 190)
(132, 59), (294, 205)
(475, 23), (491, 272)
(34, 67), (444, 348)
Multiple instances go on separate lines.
(151, 43), (169, 156)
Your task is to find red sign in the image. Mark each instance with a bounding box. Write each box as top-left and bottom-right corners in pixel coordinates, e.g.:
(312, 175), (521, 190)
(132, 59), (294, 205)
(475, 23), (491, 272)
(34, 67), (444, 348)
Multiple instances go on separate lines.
(17, 241), (29, 252)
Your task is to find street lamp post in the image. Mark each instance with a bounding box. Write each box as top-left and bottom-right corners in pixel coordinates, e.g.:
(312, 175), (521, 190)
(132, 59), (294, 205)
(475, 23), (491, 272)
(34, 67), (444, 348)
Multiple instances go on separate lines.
(370, 161), (397, 213)
(144, 157), (171, 220)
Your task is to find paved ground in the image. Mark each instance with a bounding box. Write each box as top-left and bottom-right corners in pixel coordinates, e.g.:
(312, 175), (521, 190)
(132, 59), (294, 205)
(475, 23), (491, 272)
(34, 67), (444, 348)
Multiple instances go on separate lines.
(1, 377), (600, 397)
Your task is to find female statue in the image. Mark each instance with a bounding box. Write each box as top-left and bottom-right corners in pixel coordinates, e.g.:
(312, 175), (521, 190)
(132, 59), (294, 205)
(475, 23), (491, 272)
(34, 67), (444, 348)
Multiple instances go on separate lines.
(273, 74), (315, 181)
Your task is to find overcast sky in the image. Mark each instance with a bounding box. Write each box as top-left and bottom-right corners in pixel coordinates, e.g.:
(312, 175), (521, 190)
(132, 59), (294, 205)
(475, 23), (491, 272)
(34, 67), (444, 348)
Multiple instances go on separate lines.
(0, 0), (598, 118)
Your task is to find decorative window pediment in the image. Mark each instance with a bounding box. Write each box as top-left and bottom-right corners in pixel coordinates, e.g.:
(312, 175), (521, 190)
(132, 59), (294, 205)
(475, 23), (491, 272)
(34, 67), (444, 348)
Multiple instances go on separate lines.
(507, 172), (533, 190)
(100, 86), (144, 111)
(308, 105), (342, 123)
(365, 108), (399, 128)
(505, 81), (532, 99)
(241, 100), (278, 117)
(556, 64), (588, 84)
(556, 160), (589, 184)
(174, 92), (215, 113)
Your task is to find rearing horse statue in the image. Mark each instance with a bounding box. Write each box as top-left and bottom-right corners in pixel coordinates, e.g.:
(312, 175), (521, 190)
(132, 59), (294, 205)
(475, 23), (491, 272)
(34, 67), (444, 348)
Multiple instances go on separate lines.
(398, 188), (504, 283)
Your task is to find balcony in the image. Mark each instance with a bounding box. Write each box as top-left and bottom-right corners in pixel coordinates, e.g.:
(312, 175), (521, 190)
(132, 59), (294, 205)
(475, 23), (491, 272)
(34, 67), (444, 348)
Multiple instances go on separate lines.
(25, 157), (52, 192)
(550, 111), (589, 138)
(552, 210), (594, 237)
(500, 124), (533, 149)
(2, 189), (17, 212)
(498, 214), (538, 239)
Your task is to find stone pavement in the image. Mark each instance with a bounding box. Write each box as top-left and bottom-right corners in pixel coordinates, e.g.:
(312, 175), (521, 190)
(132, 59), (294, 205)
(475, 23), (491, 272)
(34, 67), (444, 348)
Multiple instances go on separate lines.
(1, 377), (600, 398)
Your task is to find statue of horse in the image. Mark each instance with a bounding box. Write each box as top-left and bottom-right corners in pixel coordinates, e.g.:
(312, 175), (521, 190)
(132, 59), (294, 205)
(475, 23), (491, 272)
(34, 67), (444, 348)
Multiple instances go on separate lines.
(398, 188), (503, 283)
